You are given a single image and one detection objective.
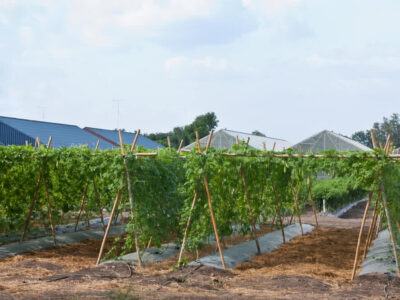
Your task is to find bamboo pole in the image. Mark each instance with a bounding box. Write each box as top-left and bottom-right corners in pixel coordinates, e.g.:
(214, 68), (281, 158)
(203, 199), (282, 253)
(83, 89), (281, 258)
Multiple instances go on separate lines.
(384, 134), (391, 153)
(240, 166), (261, 254)
(362, 192), (380, 260)
(93, 178), (105, 231)
(272, 142), (276, 151)
(177, 139), (184, 154)
(20, 136), (52, 242)
(43, 178), (57, 247)
(195, 131), (202, 153)
(21, 173), (42, 242)
(379, 182), (400, 276)
(96, 190), (121, 265)
(236, 136), (239, 144)
(289, 180), (304, 235)
(178, 132), (214, 264)
(118, 130), (142, 267)
(130, 130), (140, 153)
(370, 129), (377, 149)
(167, 136), (171, 150)
(351, 190), (373, 280)
(271, 179), (286, 243)
(74, 184), (89, 232)
(203, 174), (226, 269)
(307, 179), (319, 228)
(263, 142), (266, 151)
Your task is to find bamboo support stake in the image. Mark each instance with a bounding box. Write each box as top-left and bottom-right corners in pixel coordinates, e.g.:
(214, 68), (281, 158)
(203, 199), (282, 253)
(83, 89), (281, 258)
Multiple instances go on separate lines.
(362, 193), (380, 260)
(130, 130), (140, 153)
(96, 190), (121, 265)
(177, 139), (184, 154)
(240, 166), (261, 254)
(203, 174), (226, 269)
(167, 136), (171, 150)
(195, 131), (202, 153)
(93, 178), (105, 230)
(271, 179), (286, 243)
(384, 134), (391, 153)
(74, 184), (89, 232)
(289, 180), (304, 235)
(272, 142), (276, 151)
(236, 136), (239, 144)
(178, 132), (213, 264)
(118, 130), (142, 267)
(21, 173), (42, 242)
(379, 182), (400, 276)
(263, 142), (266, 151)
(21, 136), (52, 242)
(370, 129), (377, 149)
(43, 178), (57, 247)
(351, 190), (373, 280)
(307, 179), (319, 228)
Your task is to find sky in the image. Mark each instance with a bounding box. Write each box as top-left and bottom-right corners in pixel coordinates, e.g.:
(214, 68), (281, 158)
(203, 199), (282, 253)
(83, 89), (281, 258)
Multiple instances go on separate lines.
(1, 0), (399, 143)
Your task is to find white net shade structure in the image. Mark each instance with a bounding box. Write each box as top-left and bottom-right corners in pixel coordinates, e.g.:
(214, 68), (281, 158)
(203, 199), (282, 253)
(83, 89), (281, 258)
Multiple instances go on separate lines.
(394, 147), (400, 154)
(181, 129), (292, 152)
(292, 130), (372, 152)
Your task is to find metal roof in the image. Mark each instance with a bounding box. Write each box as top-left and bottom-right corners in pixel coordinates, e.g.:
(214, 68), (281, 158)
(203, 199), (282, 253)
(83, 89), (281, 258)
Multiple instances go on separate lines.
(84, 127), (164, 150)
(292, 130), (372, 152)
(182, 129), (292, 151)
(0, 116), (111, 149)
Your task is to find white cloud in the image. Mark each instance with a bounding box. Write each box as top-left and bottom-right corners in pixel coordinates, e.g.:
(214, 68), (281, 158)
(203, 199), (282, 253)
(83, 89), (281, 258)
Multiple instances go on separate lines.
(65, 0), (216, 44)
(50, 48), (72, 59)
(19, 26), (34, 45)
(242, 0), (303, 16)
(164, 56), (228, 71)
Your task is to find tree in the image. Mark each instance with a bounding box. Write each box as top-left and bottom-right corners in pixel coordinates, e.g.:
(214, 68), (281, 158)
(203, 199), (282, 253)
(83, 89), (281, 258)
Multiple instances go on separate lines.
(145, 112), (219, 148)
(351, 113), (400, 149)
(251, 130), (266, 137)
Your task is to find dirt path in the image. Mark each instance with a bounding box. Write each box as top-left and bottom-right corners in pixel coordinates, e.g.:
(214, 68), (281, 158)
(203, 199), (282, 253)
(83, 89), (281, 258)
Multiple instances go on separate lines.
(1, 200), (398, 299)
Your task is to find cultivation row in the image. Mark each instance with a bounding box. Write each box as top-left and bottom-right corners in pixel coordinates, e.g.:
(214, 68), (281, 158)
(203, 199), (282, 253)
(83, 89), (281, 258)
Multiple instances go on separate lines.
(0, 143), (399, 262)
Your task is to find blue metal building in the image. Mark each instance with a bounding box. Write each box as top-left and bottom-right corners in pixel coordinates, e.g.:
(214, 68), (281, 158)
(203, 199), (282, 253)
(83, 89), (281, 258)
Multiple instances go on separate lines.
(0, 116), (111, 149)
(84, 127), (164, 150)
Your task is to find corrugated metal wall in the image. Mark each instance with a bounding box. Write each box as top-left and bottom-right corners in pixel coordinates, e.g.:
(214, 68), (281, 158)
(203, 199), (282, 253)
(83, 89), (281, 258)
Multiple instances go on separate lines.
(0, 121), (35, 146)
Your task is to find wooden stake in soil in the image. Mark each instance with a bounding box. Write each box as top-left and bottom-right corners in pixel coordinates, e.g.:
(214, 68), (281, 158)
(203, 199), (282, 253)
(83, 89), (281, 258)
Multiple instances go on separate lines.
(240, 166), (261, 254)
(362, 192), (380, 260)
(195, 131), (202, 153)
(289, 180), (303, 235)
(96, 190), (121, 265)
(20, 136), (52, 242)
(178, 131), (214, 265)
(271, 179), (286, 243)
(307, 178), (319, 228)
(203, 174), (226, 269)
(43, 178), (57, 247)
(118, 129), (142, 267)
(379, 181), (400, 276)
(351, 190), (373, 280)
(93, 178), (105, 231)
(21, 173), (42, 242)
(74, 184), (89, 232)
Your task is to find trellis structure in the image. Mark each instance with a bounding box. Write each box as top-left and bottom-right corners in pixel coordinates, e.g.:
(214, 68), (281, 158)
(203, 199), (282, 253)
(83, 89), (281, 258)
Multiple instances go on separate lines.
(0, 129), (399, 279)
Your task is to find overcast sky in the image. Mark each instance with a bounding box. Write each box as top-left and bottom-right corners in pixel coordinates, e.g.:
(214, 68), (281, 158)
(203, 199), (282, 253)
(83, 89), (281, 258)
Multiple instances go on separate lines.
(1, 0), (399, 143)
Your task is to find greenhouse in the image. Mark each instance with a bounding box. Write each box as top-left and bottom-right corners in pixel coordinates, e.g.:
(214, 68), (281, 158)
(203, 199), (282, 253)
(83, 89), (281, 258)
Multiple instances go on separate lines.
(292, 130), (371, 152)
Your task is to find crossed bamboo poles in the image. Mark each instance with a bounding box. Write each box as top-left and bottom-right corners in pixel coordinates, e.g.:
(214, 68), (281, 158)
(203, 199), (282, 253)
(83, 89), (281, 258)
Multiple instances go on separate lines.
(351, 131), (400, 279)
(21, 137), (56, 246)
(18, 131), (399, 276)
(178, 132), (315, 269)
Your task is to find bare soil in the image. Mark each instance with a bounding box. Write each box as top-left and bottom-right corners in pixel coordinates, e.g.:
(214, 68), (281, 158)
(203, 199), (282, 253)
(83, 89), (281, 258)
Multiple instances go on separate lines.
(1, 201), (399, 299)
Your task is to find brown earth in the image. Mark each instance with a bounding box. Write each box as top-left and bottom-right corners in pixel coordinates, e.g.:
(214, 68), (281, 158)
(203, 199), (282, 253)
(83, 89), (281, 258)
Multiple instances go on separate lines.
(1, 201), (399, 299)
